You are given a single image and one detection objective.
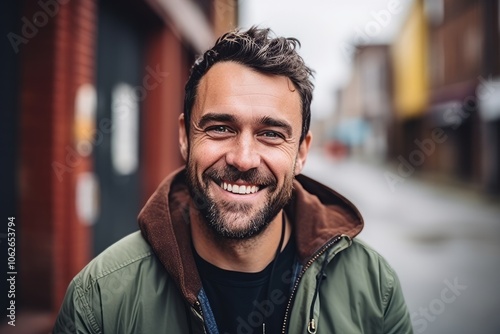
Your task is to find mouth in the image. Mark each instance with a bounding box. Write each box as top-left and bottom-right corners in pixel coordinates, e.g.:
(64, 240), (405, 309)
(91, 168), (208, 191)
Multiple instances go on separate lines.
(218, 181), (261, 195)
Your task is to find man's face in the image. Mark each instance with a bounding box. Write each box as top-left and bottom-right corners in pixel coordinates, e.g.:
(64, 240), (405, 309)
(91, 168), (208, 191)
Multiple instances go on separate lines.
(179, 61), (311, 239)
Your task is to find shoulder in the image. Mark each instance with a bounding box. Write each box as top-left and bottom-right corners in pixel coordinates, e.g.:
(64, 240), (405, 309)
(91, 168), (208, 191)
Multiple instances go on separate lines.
(76, 231), (154, 284)
(72, 231), (174, 306)
(55, 232), (161, 332)
(69, 231), (165, 308)
(328, 238), (401, 306)
(340, 238), (397, 275)
(338, 239), (413, 333)
(55, 232), (185, 333)
(315, 238), (413, 333)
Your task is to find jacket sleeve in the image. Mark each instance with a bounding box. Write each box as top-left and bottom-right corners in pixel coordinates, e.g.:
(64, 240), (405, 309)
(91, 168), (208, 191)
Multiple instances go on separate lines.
(382, 267), (414, 334)
(53, 277), (103, 334)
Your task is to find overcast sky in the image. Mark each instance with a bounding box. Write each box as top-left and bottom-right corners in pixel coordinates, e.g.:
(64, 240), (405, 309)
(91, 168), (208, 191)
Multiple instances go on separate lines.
(239, 0), (414, 120)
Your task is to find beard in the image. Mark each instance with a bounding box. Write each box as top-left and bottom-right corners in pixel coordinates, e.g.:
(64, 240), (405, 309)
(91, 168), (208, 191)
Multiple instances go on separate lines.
(186, 162), (295, 240)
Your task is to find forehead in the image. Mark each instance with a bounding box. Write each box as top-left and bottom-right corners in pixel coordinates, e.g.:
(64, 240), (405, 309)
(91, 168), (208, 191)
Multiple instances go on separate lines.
(193, 62), (302, 130)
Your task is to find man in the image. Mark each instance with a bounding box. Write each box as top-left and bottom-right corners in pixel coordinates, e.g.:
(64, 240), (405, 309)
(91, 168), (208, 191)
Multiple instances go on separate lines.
(54, 27), (413, 334)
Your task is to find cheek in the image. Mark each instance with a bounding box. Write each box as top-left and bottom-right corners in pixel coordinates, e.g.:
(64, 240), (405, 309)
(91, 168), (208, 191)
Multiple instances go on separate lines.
(189, 136), (225, 168)
(262, 146), (298, 181)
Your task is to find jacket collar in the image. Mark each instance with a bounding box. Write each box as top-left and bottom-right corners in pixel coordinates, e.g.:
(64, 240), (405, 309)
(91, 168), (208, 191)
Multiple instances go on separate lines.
(138, 168), (363, 305)
(291, 174), (363, 262)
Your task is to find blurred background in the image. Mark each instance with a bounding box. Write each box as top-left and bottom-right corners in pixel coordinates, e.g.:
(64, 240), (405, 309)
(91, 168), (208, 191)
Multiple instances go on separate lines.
(1, 0), (499, 333)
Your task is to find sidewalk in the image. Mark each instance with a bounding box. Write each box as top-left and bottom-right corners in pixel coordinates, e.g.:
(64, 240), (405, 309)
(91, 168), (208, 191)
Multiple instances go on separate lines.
(303, 150), (500, 334)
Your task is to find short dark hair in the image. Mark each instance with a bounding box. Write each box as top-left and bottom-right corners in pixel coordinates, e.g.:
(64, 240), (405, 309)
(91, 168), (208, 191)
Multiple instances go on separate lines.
(183, 26), (314, 143)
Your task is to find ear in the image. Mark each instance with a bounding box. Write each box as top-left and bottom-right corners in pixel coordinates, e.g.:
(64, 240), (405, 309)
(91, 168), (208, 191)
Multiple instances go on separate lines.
(178, 113), (188, 161)
(294, 131), (312, 175)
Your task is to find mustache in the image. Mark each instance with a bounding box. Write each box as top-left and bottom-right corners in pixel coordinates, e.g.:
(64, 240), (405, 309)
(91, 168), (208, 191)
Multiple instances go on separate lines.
(204, 165), (276, 187)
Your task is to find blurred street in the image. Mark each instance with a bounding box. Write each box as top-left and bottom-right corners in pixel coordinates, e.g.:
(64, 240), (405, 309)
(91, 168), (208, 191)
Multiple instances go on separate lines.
(303, 150), (500, 334)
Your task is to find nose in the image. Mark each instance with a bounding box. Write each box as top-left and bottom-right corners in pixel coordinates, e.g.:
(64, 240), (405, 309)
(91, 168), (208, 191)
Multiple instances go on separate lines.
(225, 134), (261, 172)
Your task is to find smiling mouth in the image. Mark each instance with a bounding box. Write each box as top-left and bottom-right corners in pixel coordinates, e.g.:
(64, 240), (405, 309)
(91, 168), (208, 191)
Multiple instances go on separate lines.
(219, 181), (261, 195)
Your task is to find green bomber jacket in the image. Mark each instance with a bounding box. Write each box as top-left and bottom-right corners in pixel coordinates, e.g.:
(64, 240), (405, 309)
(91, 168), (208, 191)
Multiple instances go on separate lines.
(53, 168), (413, 334)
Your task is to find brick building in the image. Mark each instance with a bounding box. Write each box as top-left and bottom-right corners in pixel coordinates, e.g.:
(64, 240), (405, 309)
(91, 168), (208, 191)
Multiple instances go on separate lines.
(425, 0), (499, 192)
(379, 0), (500, 194)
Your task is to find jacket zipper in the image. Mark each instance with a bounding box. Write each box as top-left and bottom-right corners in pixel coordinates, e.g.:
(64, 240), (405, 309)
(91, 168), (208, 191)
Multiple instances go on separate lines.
(194, 300), (208, 334)
(281, 234), (346, 334)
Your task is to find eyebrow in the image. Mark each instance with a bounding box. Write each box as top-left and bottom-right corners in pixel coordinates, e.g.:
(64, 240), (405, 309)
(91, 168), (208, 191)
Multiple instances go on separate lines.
(197, 113), (236, 129)
(197, 113), (293, 137)
(259, 116), (293, 137)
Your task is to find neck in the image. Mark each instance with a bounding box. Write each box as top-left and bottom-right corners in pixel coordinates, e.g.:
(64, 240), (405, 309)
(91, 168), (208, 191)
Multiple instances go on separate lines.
(191, 210), (291, 273)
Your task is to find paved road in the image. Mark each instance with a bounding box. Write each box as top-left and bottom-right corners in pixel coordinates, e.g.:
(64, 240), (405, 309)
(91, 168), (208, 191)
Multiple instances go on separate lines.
(302, 150), (500, 334)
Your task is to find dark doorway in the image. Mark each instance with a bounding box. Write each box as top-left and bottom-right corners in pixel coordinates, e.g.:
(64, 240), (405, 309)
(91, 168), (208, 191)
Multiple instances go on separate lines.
(93, 0), (148, 255)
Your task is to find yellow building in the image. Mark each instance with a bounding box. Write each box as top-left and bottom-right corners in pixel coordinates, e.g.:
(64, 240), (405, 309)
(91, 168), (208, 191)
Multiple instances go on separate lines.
(391, 0), (428, 120)
(389, 0), (429, 159)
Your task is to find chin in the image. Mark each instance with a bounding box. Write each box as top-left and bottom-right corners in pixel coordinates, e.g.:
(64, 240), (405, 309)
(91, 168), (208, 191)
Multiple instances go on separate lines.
(207, 210), (271, 240)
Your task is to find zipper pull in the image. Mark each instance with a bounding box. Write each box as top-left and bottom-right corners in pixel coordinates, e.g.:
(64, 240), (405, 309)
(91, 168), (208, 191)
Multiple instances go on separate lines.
(307, 318), (317, 333)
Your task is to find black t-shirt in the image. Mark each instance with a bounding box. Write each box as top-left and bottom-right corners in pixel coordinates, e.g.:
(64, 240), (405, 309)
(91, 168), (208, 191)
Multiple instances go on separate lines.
(194, 238), (296, 334)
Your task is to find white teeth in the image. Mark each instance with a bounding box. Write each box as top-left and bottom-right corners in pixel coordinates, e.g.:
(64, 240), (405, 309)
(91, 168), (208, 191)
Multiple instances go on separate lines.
(220, 182), (259, 194)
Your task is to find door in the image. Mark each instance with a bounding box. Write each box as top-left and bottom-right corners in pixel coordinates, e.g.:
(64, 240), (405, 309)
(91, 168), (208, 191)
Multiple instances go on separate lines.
(94, 0), (147, 255)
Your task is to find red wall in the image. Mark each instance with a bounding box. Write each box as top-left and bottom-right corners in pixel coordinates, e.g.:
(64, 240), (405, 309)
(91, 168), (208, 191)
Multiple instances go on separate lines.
(142, 28), (188, 203)
(20, 0), (96, 314)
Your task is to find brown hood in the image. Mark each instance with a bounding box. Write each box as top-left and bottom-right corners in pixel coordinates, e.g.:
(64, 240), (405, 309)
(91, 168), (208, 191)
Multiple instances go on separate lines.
(138, 168), (363, 305)
(290, 174), (363, 262)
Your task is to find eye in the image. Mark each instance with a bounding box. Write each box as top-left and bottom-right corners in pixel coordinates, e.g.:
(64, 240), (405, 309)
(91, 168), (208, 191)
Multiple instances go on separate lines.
(205, 125), (235, 138)
(210, 125), (229, 133)
(259, 130), (286, 144)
